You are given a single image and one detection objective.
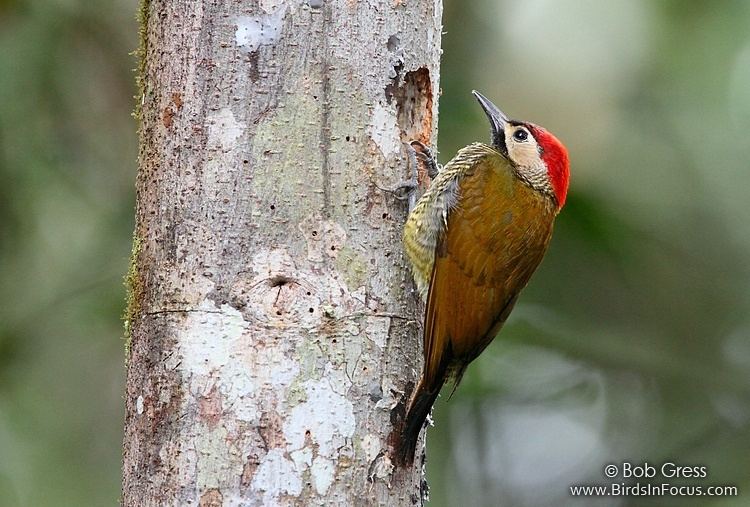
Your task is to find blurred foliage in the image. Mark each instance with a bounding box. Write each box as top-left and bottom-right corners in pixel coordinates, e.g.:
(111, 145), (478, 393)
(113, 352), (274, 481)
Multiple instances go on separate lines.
(0, 0), (137, 505)
(1, 0), (750, 505)
(429, 1), (750, 506)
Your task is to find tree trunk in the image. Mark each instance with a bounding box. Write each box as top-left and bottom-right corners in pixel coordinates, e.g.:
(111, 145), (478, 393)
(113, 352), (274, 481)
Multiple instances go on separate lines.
(122, 0), (442, 505)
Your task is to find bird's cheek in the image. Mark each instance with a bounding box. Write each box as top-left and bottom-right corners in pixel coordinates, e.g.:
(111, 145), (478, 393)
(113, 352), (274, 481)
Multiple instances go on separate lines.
(508, 144), (537, 167)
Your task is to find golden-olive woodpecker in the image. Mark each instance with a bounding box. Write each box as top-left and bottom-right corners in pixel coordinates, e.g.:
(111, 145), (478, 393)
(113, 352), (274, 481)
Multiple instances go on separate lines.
(396, 91), (570, 466)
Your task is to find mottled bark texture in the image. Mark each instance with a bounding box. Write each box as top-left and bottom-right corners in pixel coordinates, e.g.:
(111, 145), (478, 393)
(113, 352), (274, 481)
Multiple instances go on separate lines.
(122, 0), (442, 505)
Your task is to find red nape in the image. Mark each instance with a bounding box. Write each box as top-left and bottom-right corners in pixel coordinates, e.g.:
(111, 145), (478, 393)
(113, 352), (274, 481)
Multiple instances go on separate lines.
(530, 125), (570, 208)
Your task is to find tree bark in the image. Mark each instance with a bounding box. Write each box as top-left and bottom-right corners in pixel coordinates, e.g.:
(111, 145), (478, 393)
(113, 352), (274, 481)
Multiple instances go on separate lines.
(122, 0), (442, 505)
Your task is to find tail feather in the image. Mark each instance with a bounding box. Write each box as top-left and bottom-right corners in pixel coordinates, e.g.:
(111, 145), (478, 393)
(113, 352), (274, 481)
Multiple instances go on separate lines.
(397, 378), (444, 466)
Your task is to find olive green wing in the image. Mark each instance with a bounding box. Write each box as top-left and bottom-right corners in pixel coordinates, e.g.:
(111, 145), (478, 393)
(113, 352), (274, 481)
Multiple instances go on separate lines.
(422, 146), (555, 388)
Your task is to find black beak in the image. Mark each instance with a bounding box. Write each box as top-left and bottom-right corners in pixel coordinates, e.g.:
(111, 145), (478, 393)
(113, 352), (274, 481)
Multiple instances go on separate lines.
(472, 90), (508, 153)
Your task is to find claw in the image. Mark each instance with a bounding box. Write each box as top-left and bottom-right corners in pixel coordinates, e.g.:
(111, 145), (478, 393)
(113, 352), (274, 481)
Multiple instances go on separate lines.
(409, 140), (441, 179)
(375, 141), (439, 214)
(403, 141), (420, 212)
(376, 181), (416, 201)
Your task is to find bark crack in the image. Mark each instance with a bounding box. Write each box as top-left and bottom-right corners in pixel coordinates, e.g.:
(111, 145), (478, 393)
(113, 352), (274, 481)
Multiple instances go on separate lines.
(142, 309), (223, 316)
(319, 4), (332, 219)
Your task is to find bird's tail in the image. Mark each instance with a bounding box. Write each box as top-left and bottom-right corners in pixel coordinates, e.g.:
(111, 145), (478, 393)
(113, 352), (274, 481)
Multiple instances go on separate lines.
(396, 377), (445, 466)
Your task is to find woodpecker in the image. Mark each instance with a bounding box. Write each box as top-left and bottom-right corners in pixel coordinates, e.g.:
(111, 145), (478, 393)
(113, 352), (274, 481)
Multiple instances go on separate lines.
(396, 91), (570, 466)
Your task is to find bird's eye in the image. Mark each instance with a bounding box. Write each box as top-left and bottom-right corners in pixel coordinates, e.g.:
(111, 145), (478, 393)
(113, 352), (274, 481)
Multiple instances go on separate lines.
(512, 129), (528, 142)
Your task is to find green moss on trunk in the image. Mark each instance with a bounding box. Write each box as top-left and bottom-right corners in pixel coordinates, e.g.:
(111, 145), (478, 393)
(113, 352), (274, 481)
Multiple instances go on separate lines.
(132, 0), (150, 122)
(123, 234), (143, 363)
(125, 0), (149, 362)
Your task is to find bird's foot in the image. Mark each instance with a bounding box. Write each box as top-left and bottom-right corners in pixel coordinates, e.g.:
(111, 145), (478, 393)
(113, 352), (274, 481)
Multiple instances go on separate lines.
(376, 181), (417, 201)
(409, 140), (441, 179)
(375, 141), (439, 213)
(375, 140), (442, 213)
(374, 142), (419, 212)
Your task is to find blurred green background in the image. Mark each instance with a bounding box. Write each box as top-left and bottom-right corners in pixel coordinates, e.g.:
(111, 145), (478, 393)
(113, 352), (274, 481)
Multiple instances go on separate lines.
(2, 0), (750, 505)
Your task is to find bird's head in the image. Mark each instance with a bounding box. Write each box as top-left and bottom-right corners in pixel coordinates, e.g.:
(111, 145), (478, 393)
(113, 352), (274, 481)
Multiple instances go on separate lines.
(472, 90), (570, 209)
